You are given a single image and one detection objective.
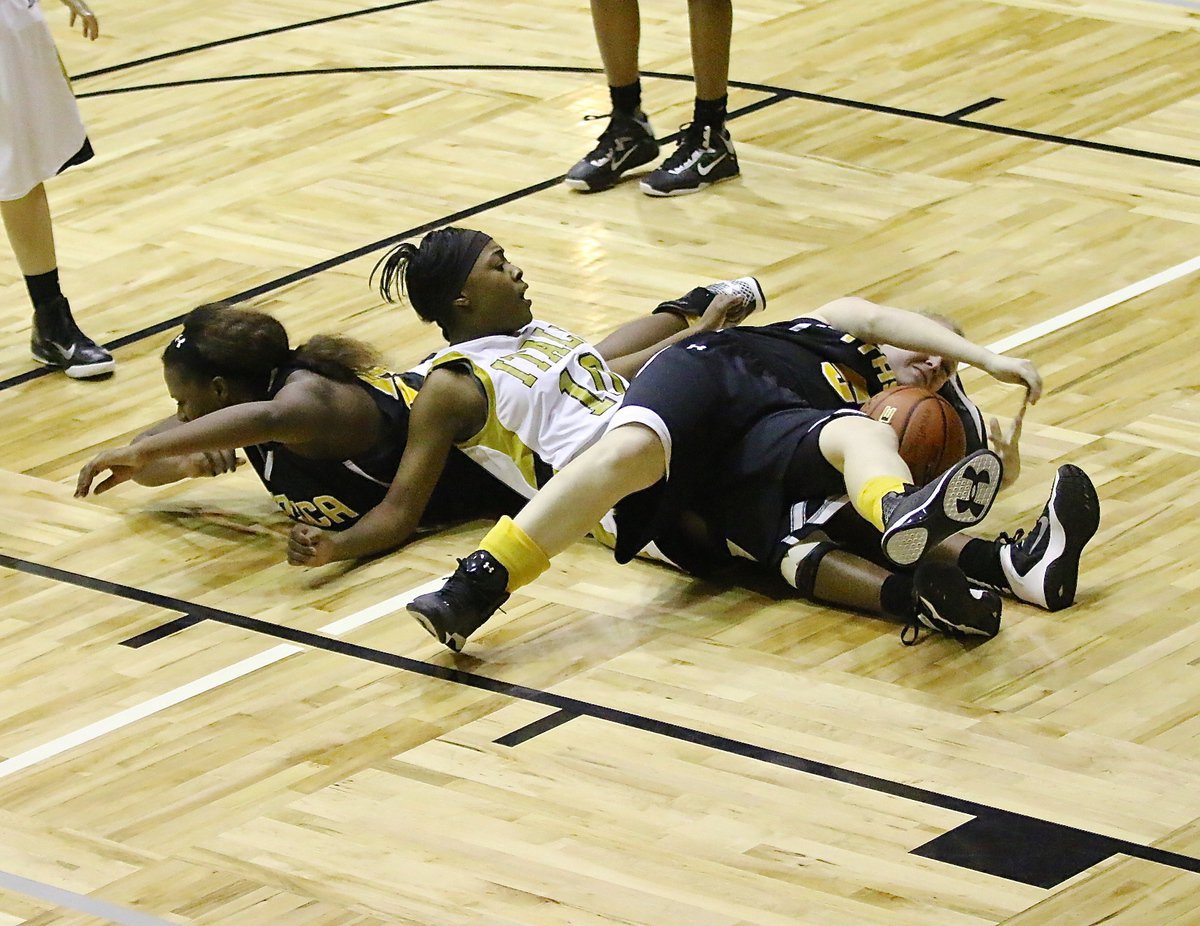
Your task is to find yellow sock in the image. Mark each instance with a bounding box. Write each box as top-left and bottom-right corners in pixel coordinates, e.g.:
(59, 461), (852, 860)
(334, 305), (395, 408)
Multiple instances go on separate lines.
(856, 476), (908, 532)
(478, 516), (550, 592)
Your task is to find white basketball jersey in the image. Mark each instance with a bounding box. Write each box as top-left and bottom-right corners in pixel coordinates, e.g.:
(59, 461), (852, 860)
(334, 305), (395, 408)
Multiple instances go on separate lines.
(411, 321), (627, 499)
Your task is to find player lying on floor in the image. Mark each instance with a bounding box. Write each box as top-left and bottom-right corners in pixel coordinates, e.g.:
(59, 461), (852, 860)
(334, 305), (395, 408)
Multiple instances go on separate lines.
(73, 259), (752, 537)
(282, 227), (764, 567)
(404, 298), (1045, 651)
(666, 395), (1099, 644)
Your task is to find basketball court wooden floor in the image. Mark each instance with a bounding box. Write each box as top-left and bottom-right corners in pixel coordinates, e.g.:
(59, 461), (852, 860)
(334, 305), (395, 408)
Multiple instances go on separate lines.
(1, 0), (1199, 922)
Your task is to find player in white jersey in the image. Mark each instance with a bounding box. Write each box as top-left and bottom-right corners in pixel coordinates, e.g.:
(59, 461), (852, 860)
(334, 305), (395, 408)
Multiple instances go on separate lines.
(286, 227), (756, 567)
(407, 318), (628, 501)
(1, 0), (113, 377)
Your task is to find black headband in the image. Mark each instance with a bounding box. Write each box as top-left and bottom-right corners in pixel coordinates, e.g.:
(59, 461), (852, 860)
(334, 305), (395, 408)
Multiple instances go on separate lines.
(406, 229), (492, 318)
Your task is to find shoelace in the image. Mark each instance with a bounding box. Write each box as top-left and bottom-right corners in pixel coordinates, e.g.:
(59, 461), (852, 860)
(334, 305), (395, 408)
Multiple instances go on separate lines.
(658, 122), (708, 171)
(900, 620), (924, 646)
(447, 557), (507, 614)
(580, 112), (641, 159)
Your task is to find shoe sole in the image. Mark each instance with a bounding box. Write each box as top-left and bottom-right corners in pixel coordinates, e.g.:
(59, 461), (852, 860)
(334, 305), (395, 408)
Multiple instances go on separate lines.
(638, 171), (740, 197)
(883, 450), (1003, 567)
(564, 147), (662, 193)
(406, 604), (465, 652)
(1037, 465), (1101, 611)
(733, 277), (766, 324)
(31, 352), (116, 379)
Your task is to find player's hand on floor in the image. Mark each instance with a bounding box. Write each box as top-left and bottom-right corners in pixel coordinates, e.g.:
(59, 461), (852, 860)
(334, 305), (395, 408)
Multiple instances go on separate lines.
(288, 523), (337, 567)
(989, 389), (1028, 490)
(984, 355), (1041, 403)
(75, 445), (144, 497)
(60, 0), (99, 39)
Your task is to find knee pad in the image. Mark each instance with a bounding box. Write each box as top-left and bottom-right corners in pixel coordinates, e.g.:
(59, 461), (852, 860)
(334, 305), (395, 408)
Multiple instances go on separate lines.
(779, 536), (839, 599)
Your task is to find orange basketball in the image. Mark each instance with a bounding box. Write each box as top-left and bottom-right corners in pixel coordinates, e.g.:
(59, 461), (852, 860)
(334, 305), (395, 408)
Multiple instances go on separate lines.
(860, 386), (967, 485)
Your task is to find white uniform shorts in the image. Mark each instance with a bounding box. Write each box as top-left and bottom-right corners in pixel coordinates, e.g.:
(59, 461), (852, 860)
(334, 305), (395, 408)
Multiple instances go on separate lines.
(0, 0), (89, 201)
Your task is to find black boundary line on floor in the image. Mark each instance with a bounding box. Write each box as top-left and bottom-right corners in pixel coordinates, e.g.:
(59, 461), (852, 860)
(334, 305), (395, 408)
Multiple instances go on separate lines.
(119, 613), (204, 648)
(0, 92), (783, 394)
(945, 96), (1005, 120)
(3, 550), (1199, 881)
(72, 65), (1200, 172)
(493, 708), (579, 747)
(71, 0), (443, 81)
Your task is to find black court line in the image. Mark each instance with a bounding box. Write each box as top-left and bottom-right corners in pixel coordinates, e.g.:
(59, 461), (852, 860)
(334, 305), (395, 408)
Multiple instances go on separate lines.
(494, 708), (579, 747)
(73, 65), (1200, 172)
(3, 551), (1199, 885)
(119, 613), (204, 648)
(71, 0), (442, 81)
(0, 93), (781, 394)
(945, 97), (1005, 121)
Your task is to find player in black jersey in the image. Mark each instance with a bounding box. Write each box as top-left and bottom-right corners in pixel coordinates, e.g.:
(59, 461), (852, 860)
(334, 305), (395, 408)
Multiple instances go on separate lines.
(407, 297), (1044, 651)
(74, 302), (525, 533)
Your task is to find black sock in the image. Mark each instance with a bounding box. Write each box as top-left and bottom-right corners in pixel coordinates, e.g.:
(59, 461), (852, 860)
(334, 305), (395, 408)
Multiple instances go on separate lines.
(958, 538), (1010, 591)
(693, 95), (728, 131)
(25, 269), (63, 312)
(609, 81), (642, 116)
(879, 572), (915, 619)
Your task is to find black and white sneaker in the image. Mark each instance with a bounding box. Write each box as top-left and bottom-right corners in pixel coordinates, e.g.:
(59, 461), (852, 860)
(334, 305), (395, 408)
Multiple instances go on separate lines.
(902, 561), (1002, 645)
(653, 276), (766, 325)
(31, 297), (115, 379)
(880, 449), (1003, 567)
(564, 110), (660, 193)
(640, 123), (740, 197)
(406, 550), (510, 652)
(998, 464), (1099, 611)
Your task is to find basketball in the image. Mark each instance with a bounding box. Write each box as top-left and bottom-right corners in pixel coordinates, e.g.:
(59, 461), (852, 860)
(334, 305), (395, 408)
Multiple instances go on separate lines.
(861, 386), (967, 485)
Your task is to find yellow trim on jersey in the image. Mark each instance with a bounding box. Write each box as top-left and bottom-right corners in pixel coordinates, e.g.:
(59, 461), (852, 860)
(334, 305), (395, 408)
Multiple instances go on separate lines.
(430, 351), (541, 492)
(356, 366), (419, 406)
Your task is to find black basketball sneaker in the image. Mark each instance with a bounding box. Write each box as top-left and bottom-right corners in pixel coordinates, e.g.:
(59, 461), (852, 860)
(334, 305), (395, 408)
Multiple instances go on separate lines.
(902, 561), (1002, 645)
(564, 110), (660, 193)
(880, 449), (1004, 567)
(640, 123), (740, 197)
(31, 296), (115, 379)
(407, 550), (510, 652)
(995, 464), (1100, 611)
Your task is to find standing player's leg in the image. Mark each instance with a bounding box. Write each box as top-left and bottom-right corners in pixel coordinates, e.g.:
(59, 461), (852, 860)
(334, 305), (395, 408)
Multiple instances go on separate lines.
(564, 0), (660, 192)
(1, 183), (113, 378)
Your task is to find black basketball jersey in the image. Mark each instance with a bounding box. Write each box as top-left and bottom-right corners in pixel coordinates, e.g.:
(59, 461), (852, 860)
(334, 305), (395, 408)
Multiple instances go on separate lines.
(244, 365), (522, 531)
(711, 317), (899, 407)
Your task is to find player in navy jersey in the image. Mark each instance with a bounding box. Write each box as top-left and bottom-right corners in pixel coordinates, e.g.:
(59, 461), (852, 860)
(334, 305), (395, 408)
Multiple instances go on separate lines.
(406, 297), (1047, 651)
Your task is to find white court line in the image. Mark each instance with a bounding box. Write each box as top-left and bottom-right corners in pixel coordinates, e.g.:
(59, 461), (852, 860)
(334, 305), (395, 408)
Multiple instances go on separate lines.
(0, 577), (446, 782)
(4, 256), (1200, 783)
(985, 255), (1200, 354)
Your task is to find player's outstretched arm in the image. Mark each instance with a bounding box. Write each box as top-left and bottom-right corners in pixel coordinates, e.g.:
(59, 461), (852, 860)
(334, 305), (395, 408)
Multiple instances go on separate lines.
(287, 368), (487, 567)
(812, 297), (1042, 401)
(75, 383), (333, 497)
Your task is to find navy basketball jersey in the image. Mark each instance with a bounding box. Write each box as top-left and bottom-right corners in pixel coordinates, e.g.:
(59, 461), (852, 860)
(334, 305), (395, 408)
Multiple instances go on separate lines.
(711, 317), (898, 407)
(244, 365), (521, 530)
